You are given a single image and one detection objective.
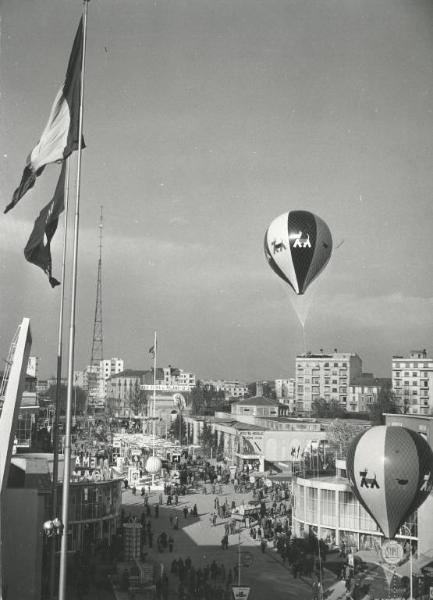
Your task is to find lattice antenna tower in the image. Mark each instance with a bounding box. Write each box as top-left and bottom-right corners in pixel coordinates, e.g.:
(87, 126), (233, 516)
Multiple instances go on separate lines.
(90, 206), (104, 368)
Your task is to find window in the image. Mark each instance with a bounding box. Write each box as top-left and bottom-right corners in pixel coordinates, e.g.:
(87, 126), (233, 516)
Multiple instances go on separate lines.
(339, 491), (358, 529)
(305, 487), (318, 523)
(321, 489), (336, 526)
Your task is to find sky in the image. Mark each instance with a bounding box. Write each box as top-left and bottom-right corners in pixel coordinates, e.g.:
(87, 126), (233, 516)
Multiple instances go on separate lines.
(2, 0), (433, 382)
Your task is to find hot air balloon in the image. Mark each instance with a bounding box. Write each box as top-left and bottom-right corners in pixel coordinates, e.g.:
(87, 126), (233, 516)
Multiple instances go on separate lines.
(264, 210), (332, 295)
(346, 425), (433, 539)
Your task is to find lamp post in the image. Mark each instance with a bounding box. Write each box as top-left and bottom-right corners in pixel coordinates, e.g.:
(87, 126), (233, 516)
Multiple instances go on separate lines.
(44, 516), (64, 594)
(43, 517), (64, 539)
(400, 525), (414, 600)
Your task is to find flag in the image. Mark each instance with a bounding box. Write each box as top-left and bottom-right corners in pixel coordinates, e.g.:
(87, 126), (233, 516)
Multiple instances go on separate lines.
(24, 162), (66, 287)
(149, 339), (157, 358)
(5, 17), (84, 214)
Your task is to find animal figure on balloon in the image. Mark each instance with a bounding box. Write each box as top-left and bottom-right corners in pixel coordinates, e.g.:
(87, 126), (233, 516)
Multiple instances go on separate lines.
(264, 209), (333, 330)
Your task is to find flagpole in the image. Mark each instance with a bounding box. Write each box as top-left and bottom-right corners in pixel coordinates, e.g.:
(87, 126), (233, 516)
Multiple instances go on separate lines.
(49, 157), (70, 600)
(58, 3), (89, 599)
(152, 331), (157, 485)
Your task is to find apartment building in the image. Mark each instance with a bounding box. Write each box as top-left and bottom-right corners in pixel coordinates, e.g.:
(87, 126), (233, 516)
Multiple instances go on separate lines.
(347, 375), (390, 413)
(202, 379), (248, 400)
(275, 378), (296, 409)
(295, 351), (362, 414)
(100, 357), (124, 381)
(392, 349), (433, 415)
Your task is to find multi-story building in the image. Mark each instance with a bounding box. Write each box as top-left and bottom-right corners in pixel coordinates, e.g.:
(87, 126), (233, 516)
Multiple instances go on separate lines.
(141, 366), (196, 394)
(392, 350), (433, 415)
(202, 379), (248, 400)
(160, 366), (196, 389)
(295, 351), (363, 414)
(347, 375), (391, 413)
(275, 378), (296, 409)
(100, 357), (124, 381)
(106, 369), (146, 418)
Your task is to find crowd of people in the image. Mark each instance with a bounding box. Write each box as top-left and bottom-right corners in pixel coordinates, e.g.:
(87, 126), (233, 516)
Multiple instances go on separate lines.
(169, 556), (242, 600)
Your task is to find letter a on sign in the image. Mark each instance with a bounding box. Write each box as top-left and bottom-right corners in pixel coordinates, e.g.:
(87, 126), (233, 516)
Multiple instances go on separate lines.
(232, 586), (251, 600)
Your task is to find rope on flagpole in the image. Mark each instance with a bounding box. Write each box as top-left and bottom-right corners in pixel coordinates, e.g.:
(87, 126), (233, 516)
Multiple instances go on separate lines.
(49, 157), (70, 600)
(58, 2), (89, 598)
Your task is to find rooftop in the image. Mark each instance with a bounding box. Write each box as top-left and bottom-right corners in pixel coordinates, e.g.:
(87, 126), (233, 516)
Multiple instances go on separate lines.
(233, 396), (278, 407)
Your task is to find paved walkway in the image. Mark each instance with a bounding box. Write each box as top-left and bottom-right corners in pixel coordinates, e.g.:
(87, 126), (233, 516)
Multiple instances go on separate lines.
(120, 484), (341, 600)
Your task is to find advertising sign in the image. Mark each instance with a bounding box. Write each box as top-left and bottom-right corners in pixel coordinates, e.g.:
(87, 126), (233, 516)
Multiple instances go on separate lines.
(232, 586), (250, 600)
(381, 540), (404, 565)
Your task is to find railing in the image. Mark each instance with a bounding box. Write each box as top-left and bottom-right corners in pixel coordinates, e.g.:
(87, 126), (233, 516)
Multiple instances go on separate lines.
(0, 323), (20, 410)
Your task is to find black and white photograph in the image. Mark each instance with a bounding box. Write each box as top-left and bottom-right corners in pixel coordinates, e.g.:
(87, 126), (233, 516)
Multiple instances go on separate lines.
(1, 1), (433, 599)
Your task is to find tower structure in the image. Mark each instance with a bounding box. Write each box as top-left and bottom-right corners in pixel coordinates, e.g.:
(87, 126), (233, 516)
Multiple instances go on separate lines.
(88, 207), (104, 412)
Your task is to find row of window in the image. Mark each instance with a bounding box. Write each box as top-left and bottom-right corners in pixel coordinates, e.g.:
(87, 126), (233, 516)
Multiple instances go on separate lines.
(393, 362), (433, 369)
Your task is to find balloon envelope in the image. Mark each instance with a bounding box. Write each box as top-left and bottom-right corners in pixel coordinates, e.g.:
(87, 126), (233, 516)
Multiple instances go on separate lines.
(346, 426), (433, 539)
(264, 210), (332, 295)
(145, 455), (162, 475)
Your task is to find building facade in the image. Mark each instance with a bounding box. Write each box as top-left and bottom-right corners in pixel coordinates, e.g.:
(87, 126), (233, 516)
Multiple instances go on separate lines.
(347, 376), (390, 413)
(296, 351), (363, 414)
(392, 350), (433, 415)
(100, 357), (124, 381)
(202, 379), (248, 400)
(106, 369), (146, 418)
(275, 378), (296, 409)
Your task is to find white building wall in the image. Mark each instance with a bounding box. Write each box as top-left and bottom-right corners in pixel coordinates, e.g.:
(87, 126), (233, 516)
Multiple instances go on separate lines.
(392, 350), (433, 415)
(295, 352), (362, 414)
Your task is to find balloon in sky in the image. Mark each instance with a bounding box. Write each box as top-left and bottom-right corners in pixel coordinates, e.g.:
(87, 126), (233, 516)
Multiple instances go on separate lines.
(346, 426), (433, 539)
(264, 210), (332, 295)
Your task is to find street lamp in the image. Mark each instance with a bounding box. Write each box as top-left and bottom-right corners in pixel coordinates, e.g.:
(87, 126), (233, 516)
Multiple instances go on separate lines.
(43, 517), (64, 538)
(400, 524), (414, 600)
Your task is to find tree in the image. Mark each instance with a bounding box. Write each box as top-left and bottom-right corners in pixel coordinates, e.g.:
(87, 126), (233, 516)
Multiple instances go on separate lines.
(368, 383), (398, 425)
(46, 384), (87, 416)
(311, 398), (346, 418)
(190, 381), (205, 415)
(327, 419), (366, 456)
(169, 413), (187, 445)
(199, 420), (214, 457)
(128, 380), (147, 417)
(190, 382), (227, 416)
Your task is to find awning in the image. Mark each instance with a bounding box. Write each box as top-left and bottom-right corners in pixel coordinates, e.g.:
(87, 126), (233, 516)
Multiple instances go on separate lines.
(397, 550), (433, 577)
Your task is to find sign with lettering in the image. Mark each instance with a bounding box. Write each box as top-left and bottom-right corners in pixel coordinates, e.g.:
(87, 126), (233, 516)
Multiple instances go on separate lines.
(232, 586), (250, 600)
(381, 540), (404, 565)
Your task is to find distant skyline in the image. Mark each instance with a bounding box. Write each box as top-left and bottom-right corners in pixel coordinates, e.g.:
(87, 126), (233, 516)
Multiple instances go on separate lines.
(2, 0), (433, 381)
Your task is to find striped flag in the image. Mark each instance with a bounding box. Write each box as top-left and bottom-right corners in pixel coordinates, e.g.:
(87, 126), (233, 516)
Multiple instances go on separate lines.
(5, 18), (84, 214)
(24, 162), (67, 287)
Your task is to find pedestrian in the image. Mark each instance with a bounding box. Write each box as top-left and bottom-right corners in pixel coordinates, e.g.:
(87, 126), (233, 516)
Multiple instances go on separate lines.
(183, 506), (188, 519)
(260, 539), (267, 553)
